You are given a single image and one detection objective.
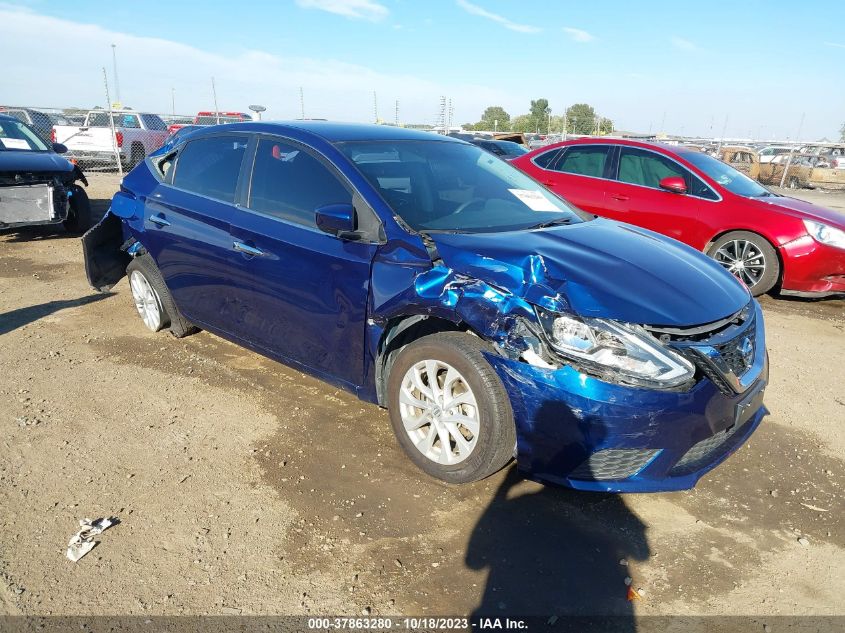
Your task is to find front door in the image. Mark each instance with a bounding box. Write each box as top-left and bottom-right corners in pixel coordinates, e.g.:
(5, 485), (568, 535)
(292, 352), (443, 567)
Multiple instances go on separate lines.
(602, 146), (707, 245)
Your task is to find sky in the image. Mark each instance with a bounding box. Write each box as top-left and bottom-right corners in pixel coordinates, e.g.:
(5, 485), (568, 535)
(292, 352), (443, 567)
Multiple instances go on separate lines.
(2, 0), (843, 140)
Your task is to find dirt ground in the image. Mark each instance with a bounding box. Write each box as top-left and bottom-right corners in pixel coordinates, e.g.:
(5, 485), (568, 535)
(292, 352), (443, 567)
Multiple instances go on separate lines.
(1, 175), (843, 625)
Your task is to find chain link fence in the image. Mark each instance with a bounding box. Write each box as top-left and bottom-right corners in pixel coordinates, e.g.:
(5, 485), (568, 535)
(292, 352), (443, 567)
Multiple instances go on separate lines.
(0, 104), (258, 175)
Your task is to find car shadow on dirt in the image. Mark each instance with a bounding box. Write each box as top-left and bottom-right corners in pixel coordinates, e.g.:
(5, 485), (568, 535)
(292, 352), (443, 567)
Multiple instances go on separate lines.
(467, 467), (646, 627)
(0, 293), (112, 336)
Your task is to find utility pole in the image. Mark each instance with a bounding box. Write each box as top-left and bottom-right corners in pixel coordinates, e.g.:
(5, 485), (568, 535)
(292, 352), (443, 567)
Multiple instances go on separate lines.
(211, 77), (220, 124)
(299, 87), (305, 119)
(373, 91), (378, 123)
(102, 67), (122, 176)
(394, 99), (399, 126)
(716, 115), (729, 153)
(110, 44), (121, 104)
(780, 112), (805, 188)
(171, 88), (175, 115)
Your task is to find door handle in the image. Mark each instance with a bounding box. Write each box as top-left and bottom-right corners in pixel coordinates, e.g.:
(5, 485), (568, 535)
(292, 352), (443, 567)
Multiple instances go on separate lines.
(610, 194), (630, 201)
(232, 241), (268, 257)
(149, 214), (170, 227)
(542, 181), (556, 187)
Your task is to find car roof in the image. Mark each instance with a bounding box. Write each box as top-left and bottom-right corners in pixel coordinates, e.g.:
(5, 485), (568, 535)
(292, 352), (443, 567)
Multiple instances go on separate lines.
(531, 137), (699, 157)
(189, 120), (462, 144)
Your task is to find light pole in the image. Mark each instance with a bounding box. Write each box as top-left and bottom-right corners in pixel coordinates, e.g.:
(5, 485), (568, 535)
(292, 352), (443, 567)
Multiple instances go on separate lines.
(249, 104), (266, 121)
(110, 44), (120, 105)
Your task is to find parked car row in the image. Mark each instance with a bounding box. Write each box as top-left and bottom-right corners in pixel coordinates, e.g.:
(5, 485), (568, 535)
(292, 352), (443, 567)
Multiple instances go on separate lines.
(7, 117), (843, 495)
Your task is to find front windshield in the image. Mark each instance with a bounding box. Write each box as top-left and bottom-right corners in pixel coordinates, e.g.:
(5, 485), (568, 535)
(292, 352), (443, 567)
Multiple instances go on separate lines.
(0, 118), (49, 151)
(683, 150), (771, 197)
(339, 140), (587, 232)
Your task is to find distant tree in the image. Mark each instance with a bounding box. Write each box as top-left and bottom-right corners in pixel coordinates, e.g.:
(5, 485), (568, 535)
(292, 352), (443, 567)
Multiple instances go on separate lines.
(529, 98), (551, 132)
(599, 117), (614, 134)
(565, 103), (596, 135)
(510, 114), (536, 133)
(480, 106), (511, 131)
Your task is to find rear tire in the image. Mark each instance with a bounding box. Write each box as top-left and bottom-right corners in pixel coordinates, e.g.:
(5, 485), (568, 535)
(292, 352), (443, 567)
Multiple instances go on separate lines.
(386, 332), (515, 484)
(706, 231), (780, 297)
(62, 186), (93, 234)
(126, 254), (198, 338)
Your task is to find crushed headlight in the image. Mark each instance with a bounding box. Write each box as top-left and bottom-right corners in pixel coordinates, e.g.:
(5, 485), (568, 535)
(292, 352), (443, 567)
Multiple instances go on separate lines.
(536, 308), (695, 388)
(803, 219), (845, 250)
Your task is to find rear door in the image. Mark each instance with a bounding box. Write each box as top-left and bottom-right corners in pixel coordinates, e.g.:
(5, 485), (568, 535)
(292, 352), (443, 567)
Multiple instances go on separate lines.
(536, 144), (612, 214)
(142, 133), (249, 331)
(227, 136), (378, 387)
(603, 146), (713, 245)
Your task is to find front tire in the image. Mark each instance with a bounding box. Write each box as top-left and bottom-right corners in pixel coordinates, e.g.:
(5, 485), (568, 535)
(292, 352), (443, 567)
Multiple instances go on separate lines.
(386, 332), (515, 484)
(707, 231), (780, 296)
(126, 254), (197, 337)
(63, 186), (93, 233)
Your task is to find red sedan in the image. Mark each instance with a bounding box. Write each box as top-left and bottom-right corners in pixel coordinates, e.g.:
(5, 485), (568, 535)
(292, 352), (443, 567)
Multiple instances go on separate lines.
(512, 139), (845, 297)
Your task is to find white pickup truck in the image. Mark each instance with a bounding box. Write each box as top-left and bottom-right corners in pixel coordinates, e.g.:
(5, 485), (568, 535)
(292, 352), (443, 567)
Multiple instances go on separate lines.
(53, 110), (168, 170)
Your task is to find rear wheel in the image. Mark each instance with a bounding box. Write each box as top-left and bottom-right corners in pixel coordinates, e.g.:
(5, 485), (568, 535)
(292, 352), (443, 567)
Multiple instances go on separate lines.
(386, 332), (515, 484)
(706, 231), (779, 296)
(126, 254), (197, 337)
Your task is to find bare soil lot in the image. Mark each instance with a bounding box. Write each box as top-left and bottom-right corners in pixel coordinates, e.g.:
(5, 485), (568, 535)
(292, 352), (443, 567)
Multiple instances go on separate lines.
(1, 176), (843, 624)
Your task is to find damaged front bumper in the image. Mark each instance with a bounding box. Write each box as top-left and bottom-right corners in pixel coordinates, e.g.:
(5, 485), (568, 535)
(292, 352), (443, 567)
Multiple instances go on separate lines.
(0, 182), (69, 228)
(485, 302), (769, 493)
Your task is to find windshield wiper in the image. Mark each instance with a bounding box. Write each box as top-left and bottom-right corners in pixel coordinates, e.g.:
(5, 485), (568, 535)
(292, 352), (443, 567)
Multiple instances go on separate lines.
(530, 217), (573, 230)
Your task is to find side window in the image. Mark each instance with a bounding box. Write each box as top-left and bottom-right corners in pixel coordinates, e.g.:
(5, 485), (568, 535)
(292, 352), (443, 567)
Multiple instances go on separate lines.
(689, 176), (719, 201)
(532, 149), (561, 169)
(173, 135), (248, 203)
(248, 139), (351, 226)
(553, 145), (610, 178)
(618, 147), (687, 189)
(121, 115), (140, 129)
(140, 114), (167, 131)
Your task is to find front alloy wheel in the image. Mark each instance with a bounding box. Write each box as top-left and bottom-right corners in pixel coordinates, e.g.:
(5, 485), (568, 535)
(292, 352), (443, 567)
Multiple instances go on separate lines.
(399, 359), (480, 465)
(386, 332), (516, 484)
(707, 231), (779, 296)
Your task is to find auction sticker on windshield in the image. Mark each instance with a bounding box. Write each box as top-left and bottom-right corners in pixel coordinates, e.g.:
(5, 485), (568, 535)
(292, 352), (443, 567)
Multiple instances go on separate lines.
(0, 138), (32, 150)
(508, 188), (559, 211)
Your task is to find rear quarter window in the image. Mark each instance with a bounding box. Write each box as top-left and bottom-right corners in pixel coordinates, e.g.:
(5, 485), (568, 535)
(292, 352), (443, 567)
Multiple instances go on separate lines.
(172, 135), (249, 203)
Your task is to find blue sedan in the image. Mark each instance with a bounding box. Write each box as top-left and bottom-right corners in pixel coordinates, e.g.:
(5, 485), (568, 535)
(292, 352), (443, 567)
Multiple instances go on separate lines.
(82, 121), (768, 491)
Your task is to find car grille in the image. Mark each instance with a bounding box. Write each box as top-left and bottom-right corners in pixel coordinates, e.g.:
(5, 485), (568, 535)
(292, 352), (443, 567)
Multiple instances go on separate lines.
(669, 421), (748, 476)
(569, 449), (660, 481)
(714, 330), (756, 379)
(679, 318), (757, 396)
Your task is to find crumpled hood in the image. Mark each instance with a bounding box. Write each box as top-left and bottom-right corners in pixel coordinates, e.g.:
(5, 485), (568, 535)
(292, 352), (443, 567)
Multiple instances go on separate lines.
(0, 150), (73, 176)
(429, 218), (750, 327)
(750, 194), (845, 229)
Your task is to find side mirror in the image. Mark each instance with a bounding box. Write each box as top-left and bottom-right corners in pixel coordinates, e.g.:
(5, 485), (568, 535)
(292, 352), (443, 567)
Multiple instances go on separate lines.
(52, 143), (68, 154)
(659, 176), (687, 194)
(315, 203), (357, 238)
